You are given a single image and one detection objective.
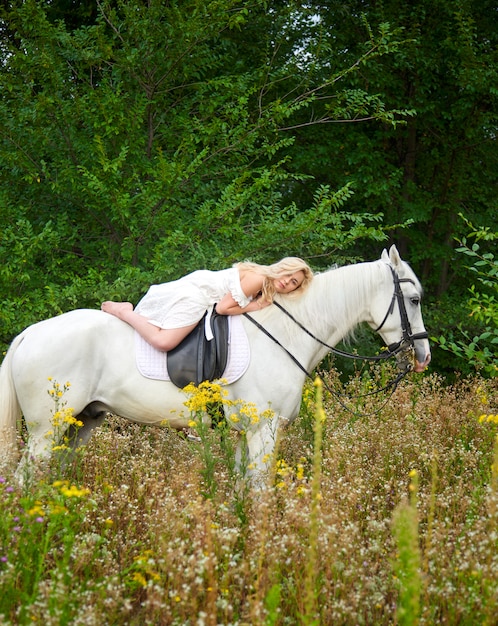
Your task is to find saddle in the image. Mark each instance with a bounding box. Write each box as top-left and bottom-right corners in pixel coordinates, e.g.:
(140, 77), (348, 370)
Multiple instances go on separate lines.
(166, 307), (229, 388)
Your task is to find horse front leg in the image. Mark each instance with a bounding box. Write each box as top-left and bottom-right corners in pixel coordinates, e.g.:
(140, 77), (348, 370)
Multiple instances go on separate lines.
(237, 415), (284, 489)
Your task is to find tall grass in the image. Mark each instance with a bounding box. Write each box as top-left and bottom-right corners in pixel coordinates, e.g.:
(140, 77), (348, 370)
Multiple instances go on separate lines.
(392, 469), (421, 625)
(0, 371), (497, 625)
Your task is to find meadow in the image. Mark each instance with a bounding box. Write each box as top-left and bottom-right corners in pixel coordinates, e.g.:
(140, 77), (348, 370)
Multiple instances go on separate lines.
(0, 369), (497, 625)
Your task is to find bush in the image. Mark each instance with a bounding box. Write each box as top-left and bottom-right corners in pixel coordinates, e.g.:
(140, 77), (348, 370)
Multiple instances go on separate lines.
(437, 219), (498, 378)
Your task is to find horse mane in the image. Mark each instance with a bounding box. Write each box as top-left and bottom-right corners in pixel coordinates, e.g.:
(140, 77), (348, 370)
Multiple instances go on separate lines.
(269, 260), (381, 345)
(257, 256), (422, 355)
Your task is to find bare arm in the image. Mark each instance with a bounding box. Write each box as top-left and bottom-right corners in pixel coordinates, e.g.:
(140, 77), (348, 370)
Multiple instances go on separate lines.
(215, 270), (270, 315)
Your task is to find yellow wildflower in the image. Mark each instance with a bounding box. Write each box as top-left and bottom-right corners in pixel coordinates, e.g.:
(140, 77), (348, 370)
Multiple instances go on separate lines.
(27, 504), (44, 517)
(59, 484), (90, 498)
(296, 463), (305, 481)
(132, 572), (148, 588)
(478, 414), (498, 424)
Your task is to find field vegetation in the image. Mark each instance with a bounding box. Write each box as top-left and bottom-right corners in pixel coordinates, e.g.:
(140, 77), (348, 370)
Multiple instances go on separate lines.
(1, 370), (496, 625)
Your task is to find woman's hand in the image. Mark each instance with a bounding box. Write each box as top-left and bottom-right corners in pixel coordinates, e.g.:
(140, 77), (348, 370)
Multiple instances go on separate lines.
(255, 296), (271, 310)
(215, 293), (270, 315)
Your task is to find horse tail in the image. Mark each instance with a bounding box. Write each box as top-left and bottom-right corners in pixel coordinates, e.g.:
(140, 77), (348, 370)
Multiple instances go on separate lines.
(0, 333), (24, 464)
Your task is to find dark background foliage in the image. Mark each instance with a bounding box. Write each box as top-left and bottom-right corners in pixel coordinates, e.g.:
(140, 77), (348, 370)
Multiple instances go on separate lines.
(0, 0), (496, 378)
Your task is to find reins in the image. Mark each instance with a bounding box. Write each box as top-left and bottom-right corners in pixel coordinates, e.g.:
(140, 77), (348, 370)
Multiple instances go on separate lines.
(243, 309), (409, 417)
(243, 264), (428, 417)
(272, 301), (395, 362)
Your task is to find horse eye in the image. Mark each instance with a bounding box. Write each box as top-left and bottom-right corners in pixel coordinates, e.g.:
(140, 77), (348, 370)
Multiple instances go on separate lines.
(410, 297), (420, 306)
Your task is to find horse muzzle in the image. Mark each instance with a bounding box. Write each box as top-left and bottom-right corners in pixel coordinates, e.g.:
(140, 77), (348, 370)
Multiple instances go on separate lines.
(393, 344), (431, 374)
(414, 352), (431, 372)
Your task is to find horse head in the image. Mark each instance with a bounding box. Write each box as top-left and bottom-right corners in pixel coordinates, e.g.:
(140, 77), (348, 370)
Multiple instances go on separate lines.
(369, 245), (431, 373)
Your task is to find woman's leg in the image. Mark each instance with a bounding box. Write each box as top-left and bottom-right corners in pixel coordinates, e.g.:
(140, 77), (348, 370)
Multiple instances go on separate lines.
(101, 302), (197, 351)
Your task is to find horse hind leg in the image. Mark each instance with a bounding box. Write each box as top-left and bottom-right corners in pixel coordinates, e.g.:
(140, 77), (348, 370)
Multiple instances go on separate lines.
(16, 404), (108, 484)
(15, 424), (55, 485)
(55, 405), (107, 478)
(71, 403), (108, 446)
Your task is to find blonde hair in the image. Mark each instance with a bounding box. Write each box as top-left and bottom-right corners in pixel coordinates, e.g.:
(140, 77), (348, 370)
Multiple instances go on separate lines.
(236, 257), (313, 302)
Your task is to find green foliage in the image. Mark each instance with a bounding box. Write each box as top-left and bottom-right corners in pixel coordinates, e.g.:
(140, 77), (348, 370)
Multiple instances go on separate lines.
(437, 219), (498, 377)
(281, 0), (498, 297)
(264, 583), (282, 626)
(0, 476), (98, 623)
(0, 0), (496, 382)
(0, 0), (407, 354)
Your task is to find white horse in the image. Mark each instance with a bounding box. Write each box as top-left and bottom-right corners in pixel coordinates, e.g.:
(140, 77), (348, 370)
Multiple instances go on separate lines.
(0, 246), (430, 481)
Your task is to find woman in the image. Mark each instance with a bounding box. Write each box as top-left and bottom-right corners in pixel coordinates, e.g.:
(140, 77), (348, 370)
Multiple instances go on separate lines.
(101, 257), (313, 352)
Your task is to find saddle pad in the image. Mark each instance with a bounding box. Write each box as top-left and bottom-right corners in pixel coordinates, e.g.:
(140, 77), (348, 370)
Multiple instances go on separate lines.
(135, 315), (250, 384)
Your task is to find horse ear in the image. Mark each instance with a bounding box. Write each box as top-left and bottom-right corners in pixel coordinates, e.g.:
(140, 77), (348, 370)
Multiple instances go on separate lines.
(389, 244), (402, 268)
(381, 248), (390, 263)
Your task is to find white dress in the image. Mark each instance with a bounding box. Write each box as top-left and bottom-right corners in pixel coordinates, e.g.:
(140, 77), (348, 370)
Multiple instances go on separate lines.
(135, 267), (251, 329)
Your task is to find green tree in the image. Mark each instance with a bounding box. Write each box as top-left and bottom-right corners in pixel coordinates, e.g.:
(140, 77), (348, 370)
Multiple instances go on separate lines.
(279, 0), (498, 294)
(270, 0), (497, 377)
(0, 0), (408, 351)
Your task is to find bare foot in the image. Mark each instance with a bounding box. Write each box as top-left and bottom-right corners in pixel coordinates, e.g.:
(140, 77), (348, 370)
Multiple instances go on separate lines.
(101, 301), (134, 320)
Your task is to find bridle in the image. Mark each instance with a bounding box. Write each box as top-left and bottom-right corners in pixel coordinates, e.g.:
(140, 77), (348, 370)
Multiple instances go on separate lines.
(374, 265), (429, 356)
(243, 264), (429, 413)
